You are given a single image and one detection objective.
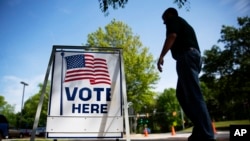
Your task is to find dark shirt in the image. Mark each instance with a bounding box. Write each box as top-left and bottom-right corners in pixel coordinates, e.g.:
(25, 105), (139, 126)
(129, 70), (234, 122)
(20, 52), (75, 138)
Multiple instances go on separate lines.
(166, 16), (200, 59)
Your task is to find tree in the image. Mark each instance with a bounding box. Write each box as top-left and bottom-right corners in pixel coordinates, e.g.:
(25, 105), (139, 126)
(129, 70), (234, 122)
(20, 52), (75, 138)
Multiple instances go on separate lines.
(0, 95), (16, 126)
(86, 19), (159, 112)
(0, 96), (7, 107)
(200, 82), (219, 120)
(201, 16), (250, 120)
(99, 0), (128, 14)
(154, 88), (184, 132)
(21, 82), (50, 128)
(98, 0), (190, 15)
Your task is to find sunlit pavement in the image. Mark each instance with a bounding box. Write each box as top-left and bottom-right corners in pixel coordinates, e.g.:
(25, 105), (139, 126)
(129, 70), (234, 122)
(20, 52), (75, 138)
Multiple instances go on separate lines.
(3, 131), (229, 141)
(121, 131), (229, 141)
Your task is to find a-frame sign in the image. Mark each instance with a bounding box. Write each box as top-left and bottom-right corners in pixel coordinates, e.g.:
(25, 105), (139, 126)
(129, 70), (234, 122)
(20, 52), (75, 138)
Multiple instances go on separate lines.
(30, 45), (130, 141)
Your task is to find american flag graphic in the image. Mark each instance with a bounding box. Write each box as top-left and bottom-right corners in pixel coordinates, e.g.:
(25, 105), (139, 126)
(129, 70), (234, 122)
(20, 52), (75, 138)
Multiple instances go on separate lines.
(64, 54), (111, 85)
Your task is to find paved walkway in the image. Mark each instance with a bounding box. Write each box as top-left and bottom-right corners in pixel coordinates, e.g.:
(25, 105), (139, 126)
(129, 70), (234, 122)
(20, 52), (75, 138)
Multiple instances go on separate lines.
(122, 131), (229, 141)
(3, 131), (229, 141)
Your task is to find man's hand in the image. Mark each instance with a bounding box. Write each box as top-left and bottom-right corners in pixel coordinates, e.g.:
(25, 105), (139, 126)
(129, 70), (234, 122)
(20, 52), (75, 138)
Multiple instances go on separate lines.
(157, 56), (164, 72)
(158, 34), (175, 72)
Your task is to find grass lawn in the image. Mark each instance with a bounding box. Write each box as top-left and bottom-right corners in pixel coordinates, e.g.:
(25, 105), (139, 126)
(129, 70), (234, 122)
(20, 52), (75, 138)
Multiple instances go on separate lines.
(181, 120), (250, 132)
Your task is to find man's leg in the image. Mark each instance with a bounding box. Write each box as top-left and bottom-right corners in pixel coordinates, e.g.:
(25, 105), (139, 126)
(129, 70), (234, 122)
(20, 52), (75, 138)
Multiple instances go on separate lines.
(176, 49), (215, 140)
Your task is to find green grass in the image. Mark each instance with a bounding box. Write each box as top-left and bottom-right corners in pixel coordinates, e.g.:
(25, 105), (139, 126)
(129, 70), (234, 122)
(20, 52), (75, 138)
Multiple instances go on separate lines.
(215, 120), (250, 127)
(181, 120), (250, 132)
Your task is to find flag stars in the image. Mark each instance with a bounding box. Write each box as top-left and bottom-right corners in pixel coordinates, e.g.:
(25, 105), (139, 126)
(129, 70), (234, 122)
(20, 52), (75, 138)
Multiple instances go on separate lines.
(65, 55), (85, 69)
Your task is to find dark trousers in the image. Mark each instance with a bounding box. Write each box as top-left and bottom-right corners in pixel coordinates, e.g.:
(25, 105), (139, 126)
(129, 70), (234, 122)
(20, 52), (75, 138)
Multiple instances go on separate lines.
(176, 48), (215, 140)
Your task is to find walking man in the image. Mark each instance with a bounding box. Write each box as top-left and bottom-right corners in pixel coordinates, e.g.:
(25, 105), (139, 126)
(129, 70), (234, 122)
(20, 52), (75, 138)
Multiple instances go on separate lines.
(157, 7), (216, 141)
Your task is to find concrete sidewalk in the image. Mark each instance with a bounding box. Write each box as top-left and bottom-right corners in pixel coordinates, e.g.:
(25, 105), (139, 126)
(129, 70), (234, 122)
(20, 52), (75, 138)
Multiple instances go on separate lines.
(122, 131), (229, 141)
(7, 131), (229, 141)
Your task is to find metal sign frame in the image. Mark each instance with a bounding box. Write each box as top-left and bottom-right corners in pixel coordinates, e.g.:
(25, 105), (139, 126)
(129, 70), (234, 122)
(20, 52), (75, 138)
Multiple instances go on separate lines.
(30, 45), (130, 141)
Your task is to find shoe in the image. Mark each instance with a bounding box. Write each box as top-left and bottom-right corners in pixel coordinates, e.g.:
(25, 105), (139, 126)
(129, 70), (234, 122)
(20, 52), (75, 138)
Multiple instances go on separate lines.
(188, 135), (195, 141)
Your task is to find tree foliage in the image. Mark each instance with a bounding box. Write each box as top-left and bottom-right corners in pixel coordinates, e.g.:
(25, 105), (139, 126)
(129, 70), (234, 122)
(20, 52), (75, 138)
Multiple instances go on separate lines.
(98, 0), (190, 15)
(0, 95), (16, 126)
(201, 17), (250, 120)
(154, 88), (183, 132)
(99, 0), (128, 14)
(21, 83), (50, 128)
(86, 19), (159, 112)
(0, 96), (7, 107)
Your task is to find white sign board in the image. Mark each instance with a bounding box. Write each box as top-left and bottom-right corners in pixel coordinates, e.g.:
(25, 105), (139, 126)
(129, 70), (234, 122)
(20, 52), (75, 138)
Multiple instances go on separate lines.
(46, 50), (124, 138)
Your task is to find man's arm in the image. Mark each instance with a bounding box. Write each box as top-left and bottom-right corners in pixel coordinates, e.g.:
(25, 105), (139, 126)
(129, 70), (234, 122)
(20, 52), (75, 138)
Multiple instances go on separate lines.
(157, 33), (177, 72)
